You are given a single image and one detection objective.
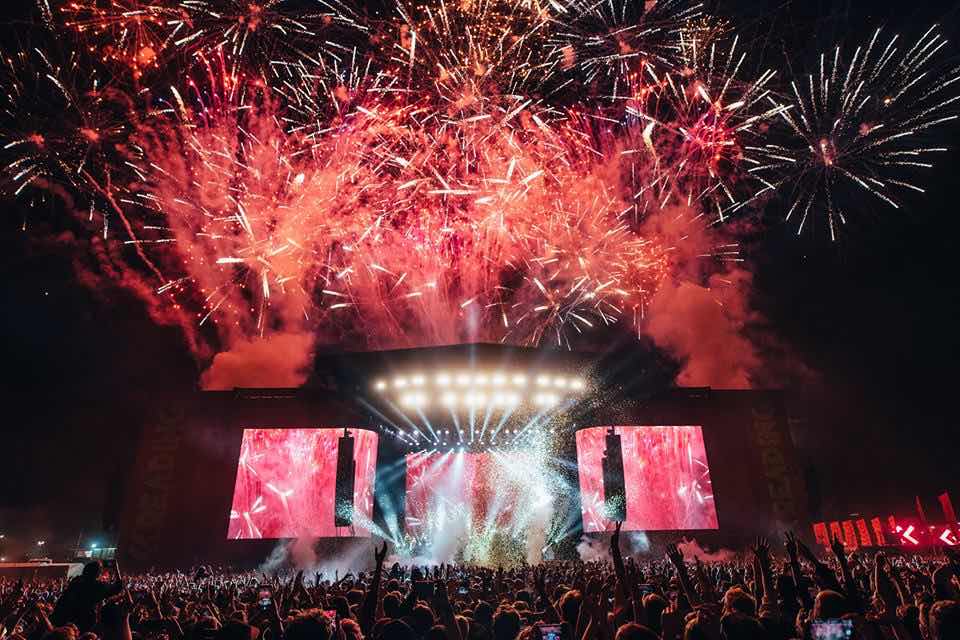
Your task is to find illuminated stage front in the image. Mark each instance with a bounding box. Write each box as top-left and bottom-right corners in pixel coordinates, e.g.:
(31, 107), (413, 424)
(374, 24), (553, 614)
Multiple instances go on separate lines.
(117, 344), (807, 568)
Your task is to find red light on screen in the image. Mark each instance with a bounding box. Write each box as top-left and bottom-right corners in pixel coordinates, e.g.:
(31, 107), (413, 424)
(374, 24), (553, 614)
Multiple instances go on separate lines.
(575, 426), (718, 532)
(813, 522), (830, 546)
(842, 520), (858, 550)
(227, 428), (378, 539)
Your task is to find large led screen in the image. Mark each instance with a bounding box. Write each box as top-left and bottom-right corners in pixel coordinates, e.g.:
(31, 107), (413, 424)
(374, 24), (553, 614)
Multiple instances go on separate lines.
(576, 426), (718, 532)
(227, 428), (378, 539)
(404, 449), (552, 536)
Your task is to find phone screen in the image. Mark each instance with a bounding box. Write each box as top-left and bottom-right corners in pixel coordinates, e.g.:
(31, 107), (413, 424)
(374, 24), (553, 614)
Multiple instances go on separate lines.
(257, 587), (272, 609)
(538, 623), (562, 640)
(811, 619), (853, 640)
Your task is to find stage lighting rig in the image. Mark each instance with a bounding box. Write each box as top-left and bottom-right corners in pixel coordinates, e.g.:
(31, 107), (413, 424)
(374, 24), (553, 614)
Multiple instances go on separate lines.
(371, 365), (588, 413)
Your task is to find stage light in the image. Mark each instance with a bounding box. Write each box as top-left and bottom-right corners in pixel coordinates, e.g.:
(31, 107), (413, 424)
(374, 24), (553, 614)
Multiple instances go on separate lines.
(474, 373), (488, 385)
(456, 373), (471, 386)
(411, 374), (425, 386)
(570, 377), (585, 390)
(535, 393), (558, 407)
(374, 380), (387, 391)
(394, 377), (408, 388)
(553, 377), (567, 388)
(436, 372), (451, 386)
(441, 392), (457, 406)
(495, 392), (518, 407)
(536, 375), (550, 387)
(37, 540), (45, 547)
(512, 374), (527, 386)
(401, 392), (427, 408)
(491, 372), (506, 386)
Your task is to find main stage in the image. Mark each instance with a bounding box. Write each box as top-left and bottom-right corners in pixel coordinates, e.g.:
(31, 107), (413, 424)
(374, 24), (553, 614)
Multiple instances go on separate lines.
(117, 344), (807, 569)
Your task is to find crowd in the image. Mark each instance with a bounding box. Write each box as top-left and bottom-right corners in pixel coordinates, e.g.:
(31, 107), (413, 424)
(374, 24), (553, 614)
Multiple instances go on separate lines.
(0, 525), (957, 640)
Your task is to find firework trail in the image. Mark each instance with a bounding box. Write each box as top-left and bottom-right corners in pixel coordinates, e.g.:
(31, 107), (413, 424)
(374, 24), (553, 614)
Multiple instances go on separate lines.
(751, 26), (960, 239)
(1, 1), (958, 376)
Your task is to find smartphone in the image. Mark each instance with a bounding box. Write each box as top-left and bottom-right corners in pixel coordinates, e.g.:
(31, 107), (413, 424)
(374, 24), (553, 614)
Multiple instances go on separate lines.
(457, 586), (468, 595)
(810, 619), (853, 640)
(321, 610), (337, 622)
(537, 623), (562, 640)
(257, 586), (273, 609)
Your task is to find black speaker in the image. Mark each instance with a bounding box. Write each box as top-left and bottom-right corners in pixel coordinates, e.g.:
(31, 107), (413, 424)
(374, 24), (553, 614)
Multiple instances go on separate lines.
(334, 429), (356, 528)
(601, 428), (627, 522)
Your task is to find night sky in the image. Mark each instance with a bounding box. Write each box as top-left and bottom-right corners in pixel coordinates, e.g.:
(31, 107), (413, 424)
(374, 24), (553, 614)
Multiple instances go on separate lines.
(1, 0), (959, 559)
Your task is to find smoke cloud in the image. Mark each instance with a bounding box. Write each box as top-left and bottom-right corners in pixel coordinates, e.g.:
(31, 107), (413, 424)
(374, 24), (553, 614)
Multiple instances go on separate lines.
(645, 268), (760, 389)
(676, 538), (739, 562)
(634, 210), (763, 389)
(200, 332), (314, 390)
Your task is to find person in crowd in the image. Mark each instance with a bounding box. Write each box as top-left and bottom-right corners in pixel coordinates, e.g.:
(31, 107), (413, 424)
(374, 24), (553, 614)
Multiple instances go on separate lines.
(0, 532), (957, 640)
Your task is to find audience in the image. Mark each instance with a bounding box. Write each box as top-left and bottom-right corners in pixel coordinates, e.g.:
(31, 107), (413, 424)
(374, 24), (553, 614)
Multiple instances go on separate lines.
(1, 524), (958, 640)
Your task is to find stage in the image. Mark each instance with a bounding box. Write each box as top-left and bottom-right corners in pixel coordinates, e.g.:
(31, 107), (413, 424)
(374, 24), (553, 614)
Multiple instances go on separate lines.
(117, 344), (807, 569)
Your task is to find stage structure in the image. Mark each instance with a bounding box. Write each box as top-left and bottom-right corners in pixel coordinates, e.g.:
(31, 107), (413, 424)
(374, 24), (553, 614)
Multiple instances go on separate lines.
(117, 344), (807, 569)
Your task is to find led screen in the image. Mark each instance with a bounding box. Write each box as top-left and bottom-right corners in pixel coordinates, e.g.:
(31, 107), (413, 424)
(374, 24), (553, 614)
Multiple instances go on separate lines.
(404, 449), (547, 535)
(227, 428), (378, 539)
(576, 426), (718, 532)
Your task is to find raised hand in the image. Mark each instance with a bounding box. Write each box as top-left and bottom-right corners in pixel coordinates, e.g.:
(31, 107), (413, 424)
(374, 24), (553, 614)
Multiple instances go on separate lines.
(665, 543), (684, 568)
(375, 541), (388, 567)
(796, 539), (818, 564)
(829, 534), (846, 559)
(784, 532), (799, 560)
(752, 537), (771, 565)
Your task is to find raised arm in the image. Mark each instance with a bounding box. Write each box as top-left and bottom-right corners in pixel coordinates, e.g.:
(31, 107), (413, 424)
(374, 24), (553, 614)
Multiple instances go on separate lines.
(665, 543), (701, 607)
(431, 579), (461, 640)
(783, 532), (814, 610)
(829, 535), (863, 613)
(797, 539), (843, 593)
(359, 542), (388, 635)
(752, 537), (779, 618)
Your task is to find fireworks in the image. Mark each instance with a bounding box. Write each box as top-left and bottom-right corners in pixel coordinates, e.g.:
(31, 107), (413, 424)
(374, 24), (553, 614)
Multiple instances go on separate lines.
(60, 1), (176, 79)
(2, 1), (959, 358)
(752, 26), (960, 239)
(620, 34), (788, 223)
(551, 0), (703, 94)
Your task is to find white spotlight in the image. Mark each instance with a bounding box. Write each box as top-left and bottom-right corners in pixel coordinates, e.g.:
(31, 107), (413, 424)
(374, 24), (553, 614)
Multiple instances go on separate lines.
(553, 377), (567, 388)
(411, 374), (425, 386)
(512, 374), (527, 386)
(441, 392), (457, 406)
(474, 373), (488, 385)
(401, 393), (424, 408)
(374, 380), (387, 391)
(394, 377), (408, 388)
(570, 377), (585, 390)
(436, 372), (451, 386)
(535, 393), (558, 407)
(536, 375), (550, 387)
(491, 372), (506, 386)
(456, 373), (471, 386)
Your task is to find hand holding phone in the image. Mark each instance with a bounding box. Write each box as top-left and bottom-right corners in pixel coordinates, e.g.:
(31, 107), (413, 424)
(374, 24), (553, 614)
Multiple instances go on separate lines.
(536, 623), (562, 640)
(810, 619), (853, 640)
(257, 586), (273, 610)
